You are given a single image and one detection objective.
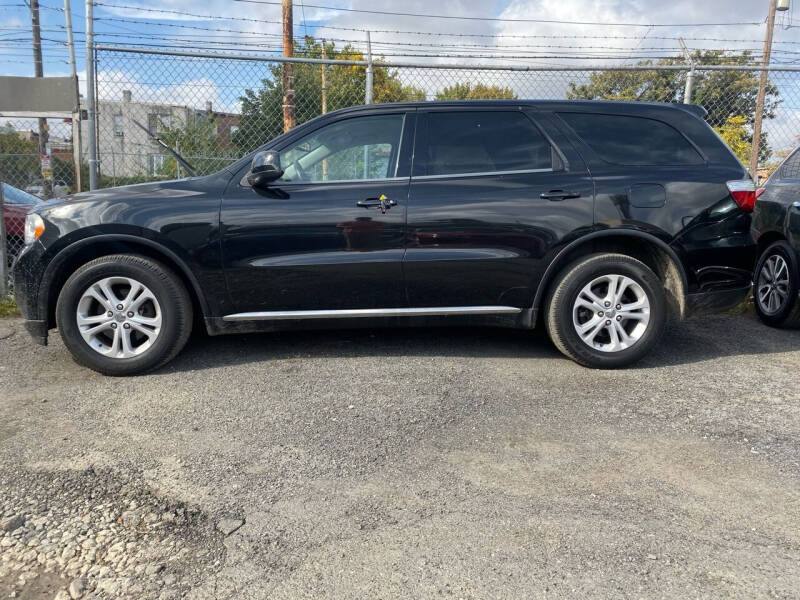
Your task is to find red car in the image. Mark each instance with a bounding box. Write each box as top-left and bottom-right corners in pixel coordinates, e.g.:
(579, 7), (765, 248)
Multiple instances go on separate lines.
(3, 183), (43, 266)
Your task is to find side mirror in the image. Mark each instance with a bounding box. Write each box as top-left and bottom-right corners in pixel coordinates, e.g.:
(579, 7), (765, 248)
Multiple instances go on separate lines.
(248, 150), (283, 188)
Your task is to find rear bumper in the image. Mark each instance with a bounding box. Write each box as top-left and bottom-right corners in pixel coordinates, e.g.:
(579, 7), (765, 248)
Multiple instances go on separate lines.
(685, 285), (750, 317)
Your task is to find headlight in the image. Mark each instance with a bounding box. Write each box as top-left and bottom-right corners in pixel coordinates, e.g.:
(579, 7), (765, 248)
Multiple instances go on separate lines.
(24, 214), (45, 245)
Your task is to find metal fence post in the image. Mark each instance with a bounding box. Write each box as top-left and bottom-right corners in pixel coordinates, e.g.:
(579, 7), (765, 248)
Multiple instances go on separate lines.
(0, 184), (7, 298)
(684, 65), (695, 104)
(365, 31), (373, 105)
(85, 0), (98, 190)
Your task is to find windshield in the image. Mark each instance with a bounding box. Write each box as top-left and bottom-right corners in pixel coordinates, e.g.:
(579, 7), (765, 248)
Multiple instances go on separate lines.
(2, 183), (44, 205)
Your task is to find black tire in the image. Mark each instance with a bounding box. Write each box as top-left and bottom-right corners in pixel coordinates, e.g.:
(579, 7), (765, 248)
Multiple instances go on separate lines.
(56, 254), (193, 376)
(753, 241), (800, 329)
(545, 253), (667, 369)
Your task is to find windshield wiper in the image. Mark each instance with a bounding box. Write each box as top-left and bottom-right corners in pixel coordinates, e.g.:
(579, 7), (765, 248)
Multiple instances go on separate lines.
(131, 119), (196, 177)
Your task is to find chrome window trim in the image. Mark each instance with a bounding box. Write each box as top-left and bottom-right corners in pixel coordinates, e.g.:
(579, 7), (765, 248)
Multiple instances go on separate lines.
(223, 306), (522, 321)
(412, 167), (555, 181)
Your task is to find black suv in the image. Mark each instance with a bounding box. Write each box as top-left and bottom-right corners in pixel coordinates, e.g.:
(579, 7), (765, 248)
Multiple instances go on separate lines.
(14, 100), (756, 375)
(751, 147), (800, 327)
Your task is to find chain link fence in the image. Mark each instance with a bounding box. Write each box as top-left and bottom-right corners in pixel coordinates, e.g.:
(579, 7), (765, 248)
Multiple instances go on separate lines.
(91, 46), (800, 187)
(1, 117), (76, 280)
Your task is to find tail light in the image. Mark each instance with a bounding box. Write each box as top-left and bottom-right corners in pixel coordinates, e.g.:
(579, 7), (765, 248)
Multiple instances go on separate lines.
(726, 179), (756, 213)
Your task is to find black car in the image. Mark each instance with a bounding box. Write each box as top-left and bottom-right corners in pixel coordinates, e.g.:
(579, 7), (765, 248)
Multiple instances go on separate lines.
(14, 100), (757, 375)
(751, 148), (800, 327)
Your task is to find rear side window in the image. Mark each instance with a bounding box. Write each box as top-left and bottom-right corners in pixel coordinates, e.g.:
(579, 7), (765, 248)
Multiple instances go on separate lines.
(558, 113), (704, 166)
(422, 111), (553, 176)
(780, 149), (800, 180)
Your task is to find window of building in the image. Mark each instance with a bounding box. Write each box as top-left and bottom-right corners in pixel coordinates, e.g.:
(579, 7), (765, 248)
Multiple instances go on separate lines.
(148, 154), (167, 175)
(113, 114), (124, 136)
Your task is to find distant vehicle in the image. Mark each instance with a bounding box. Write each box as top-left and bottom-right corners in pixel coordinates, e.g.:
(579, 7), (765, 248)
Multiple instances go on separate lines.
(2, 182), (43, 267)
(751, 149), (800, 328)
(24, 180), (69, 198)
(14, 100), (757, 375)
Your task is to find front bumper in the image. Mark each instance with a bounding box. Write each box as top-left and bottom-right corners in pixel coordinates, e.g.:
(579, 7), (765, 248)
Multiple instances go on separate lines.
(12, 241), (49, 345)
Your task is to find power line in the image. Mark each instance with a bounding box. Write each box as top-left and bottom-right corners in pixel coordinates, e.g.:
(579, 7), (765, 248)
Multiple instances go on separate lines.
(227, 0), (763, 27)
(92, 2), (772, 39)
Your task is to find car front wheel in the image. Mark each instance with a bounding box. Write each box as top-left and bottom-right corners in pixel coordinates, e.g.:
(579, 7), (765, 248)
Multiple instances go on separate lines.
(754, 241), (800, 328)
(545, 253), (667, 368)
(56, 254), (193, 375)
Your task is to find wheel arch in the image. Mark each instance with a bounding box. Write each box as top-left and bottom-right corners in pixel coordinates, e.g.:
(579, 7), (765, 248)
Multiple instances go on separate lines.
(39, 234), (210, 331)
(532, 230), (689, 323)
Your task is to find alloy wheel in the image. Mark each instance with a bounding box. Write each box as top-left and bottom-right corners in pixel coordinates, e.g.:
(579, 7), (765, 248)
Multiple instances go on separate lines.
(572, 274), (651, 353)
(757, 254), (790, 315)
(76, 276), (162, 359)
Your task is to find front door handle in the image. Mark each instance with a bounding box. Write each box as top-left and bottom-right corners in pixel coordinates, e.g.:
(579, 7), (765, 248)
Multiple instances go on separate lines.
(540, 190), (581, 201)
(357, 194), (396, 214)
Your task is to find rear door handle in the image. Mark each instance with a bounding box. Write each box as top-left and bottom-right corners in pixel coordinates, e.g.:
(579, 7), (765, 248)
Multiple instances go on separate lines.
(540, 190), (581, 201)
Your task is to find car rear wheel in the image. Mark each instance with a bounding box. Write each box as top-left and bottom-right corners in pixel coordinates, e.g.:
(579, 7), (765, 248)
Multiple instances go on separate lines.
(56, 254), (193, 375)
(754, 241), (800, 328)
(545, 253), (667, 368)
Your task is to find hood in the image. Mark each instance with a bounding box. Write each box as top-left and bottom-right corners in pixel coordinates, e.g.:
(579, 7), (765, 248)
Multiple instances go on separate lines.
(42, 175), (221, 210)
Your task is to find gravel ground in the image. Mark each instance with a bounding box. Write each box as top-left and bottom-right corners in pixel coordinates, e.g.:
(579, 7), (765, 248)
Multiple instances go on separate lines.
(0, 313), (798, 599)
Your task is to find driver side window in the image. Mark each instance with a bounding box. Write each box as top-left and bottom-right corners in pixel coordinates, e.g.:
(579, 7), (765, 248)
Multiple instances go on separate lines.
(278, 114), (405, 183)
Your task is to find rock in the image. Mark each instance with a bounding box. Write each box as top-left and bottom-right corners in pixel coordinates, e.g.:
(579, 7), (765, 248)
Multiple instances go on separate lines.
(647, 554), (657, 560)
(69, 577), (87, 599)
(216, 518), (244, 536)
(1, 515), (24, 532)
(145, 563), (165, 575)
(120, 511), (141, 527)
(54, 591), (71, 600)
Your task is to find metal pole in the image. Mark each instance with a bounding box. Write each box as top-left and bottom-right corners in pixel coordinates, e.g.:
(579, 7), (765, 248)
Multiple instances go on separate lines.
(684, 65), (695, 104)
(321, 41), (327, 114)
(85, 0), (98, 190)
(679, 38), (695, 104)
(365, 30), (373, 104)
(0, 185), (7, 298)
(750, 0), (778, 182)
(30, 0), (52, 199)
(281, 0), (296, 132)
(64, 0), (82, 193)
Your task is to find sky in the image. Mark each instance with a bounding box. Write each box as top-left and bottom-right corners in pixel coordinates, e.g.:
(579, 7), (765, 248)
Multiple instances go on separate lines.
(2, 0), (800, 149)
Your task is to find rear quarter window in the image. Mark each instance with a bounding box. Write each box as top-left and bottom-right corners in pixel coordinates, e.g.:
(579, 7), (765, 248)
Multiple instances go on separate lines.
(558, 112), (704, 166)
(780, 149), (800, 180)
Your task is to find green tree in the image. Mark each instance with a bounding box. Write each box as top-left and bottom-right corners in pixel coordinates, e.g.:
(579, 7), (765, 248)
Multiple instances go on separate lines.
(714, 115), (751, 164)
(435, 82), (517, 101)
(567, 51), (780, 160)
(0, 130), (39, 190)
(156, 116), (239, 178)
(234, 37), (425, 153)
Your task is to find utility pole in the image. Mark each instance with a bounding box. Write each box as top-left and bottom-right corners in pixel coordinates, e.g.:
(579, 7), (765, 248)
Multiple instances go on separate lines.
(282, 0), (296, 132)
(750, 0), (787, 181)
(64, 0), (82, 193)
(30, 0), (52, 199)
(85, 0), (98, 190)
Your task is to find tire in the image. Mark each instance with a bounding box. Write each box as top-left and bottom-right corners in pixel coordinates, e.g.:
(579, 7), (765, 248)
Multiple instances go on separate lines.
(545, 253), (667, 369)
(753, 241), (800, 328)
(56, 254), (193, 376)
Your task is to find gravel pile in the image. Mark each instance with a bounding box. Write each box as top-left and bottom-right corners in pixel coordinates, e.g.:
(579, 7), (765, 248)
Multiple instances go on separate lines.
(0, 467), (225, 599)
